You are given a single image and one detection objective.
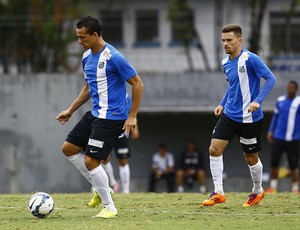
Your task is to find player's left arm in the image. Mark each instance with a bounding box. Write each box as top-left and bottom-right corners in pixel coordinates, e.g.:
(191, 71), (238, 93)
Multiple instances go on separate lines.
(247, 55), (277, 112)
(124, 75), (144, 137)
(111, 53), (144, 137)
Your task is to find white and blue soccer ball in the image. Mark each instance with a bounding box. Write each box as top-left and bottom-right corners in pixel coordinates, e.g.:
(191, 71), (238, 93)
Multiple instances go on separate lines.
(28, 192), (54, 218)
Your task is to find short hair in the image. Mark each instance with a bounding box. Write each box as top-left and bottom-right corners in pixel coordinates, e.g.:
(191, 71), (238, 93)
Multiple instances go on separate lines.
(289, 80), (298, 90)
(76, 16), (102, 36)
(187, 138), (197, 145)
(221, 24), (242, 37)
(158, 143), (167, 150)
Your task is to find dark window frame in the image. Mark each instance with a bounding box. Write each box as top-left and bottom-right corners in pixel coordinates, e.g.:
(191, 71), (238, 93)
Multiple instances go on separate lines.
(99, 10), (124, 47)
(134, 9), (160, 48)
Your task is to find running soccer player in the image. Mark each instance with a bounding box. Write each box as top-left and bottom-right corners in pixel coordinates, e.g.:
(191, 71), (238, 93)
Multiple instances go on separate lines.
(267, 80), (300, 194)
(56, 16), (143, 218)
(202, 24), (276, 207)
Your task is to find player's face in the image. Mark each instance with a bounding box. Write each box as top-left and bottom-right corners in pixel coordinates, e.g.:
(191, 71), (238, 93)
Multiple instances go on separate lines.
(76, 27), (97, 50)
(222, 32), (243, 58)
(287, 83), (297, 98)
(158, 147), (167, 156)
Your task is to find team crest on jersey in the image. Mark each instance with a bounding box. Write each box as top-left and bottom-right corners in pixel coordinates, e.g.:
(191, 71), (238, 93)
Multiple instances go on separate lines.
(98, 61), (105, 69)
(103, 50), (112, 60)
(239, 66), (245, 73)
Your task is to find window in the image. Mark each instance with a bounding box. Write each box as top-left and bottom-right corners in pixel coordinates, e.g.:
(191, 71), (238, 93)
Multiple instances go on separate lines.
(135, 10), (159, 47)
(170, 9), (194, 46)
(270, 12), (300, 54)
(99, 11), (123, 46)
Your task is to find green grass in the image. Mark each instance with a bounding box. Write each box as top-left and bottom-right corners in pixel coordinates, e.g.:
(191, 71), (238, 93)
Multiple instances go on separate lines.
(0, 192), (300, 230)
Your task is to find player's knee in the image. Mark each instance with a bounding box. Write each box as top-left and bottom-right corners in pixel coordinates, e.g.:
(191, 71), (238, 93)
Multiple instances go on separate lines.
(84, 155), (100, 171)
(176, 170), (184, 178)
(61, 142), (77, 157)
(209, 145), (222, 156)
(118, 159), (128, 166)
(244, 153), (259, 166)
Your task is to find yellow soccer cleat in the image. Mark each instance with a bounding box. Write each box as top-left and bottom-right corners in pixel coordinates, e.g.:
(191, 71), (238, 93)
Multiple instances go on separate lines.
(243, 189), (265, 207)
(87, 187), (114, 207)
(93, 207), (118, 219)
(202, 192), (226, 206)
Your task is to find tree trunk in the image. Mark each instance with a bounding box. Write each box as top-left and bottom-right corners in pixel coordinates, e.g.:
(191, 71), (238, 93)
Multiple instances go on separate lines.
(248, 0), (268, 54)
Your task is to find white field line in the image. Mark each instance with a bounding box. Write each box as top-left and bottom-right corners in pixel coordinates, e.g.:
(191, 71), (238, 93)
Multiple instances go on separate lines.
(1, 206), (300, 217)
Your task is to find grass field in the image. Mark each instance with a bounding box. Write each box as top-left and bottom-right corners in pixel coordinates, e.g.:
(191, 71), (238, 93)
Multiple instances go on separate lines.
(1, 192), (300, 230)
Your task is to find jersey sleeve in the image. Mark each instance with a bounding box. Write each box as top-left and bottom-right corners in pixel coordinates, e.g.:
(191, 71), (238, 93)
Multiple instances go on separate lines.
(178, 152), (187, 169)
(196, 150), (205, 169)
(268, 100), (279, 132)
(111, 53), (137, 81)
(249, 54), (271, 78)
(168, 153), (175, 168)
(220, 87), (229, 106)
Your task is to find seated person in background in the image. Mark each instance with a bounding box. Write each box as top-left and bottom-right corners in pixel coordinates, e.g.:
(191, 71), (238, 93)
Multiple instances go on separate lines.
(148, 144), (175, 193)
(176, 138), (206, 193)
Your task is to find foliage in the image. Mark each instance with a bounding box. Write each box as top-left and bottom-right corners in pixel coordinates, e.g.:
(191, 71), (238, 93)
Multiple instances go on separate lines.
(0, 0), (82, 73)
(167, 0), (210, 72)
(1, 192), (300, 230)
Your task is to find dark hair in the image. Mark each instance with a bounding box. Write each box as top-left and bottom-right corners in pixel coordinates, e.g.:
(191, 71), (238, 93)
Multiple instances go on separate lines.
(289, 80), (298, 90)
(76, 16), (102, 36)
(187, 138), (197, 145)
(158, 143), (167, 149)
(221, 24), (242, 37)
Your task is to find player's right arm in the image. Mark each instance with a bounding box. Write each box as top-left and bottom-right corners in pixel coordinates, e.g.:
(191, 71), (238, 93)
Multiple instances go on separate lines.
(267, 101), (279, 143)
(56, 82), (91, 124)
(214, 105), (224, 117)
(215, 86), (228, 117)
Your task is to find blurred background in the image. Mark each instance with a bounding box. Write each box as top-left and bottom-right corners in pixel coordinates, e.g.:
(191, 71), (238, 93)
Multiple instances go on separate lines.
(0, 0), (299, 193)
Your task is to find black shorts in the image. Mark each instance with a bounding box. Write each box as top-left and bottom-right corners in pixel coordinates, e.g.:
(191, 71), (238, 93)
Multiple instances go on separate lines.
(270, 139), (300, 170)
(66, 111), (125, 161)
(212, 113), (262, 154)
(113, 137), (131, 159)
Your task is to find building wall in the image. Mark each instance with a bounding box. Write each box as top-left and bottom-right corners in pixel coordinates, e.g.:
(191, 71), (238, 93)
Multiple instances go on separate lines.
(0, 72), (295, 193)
(77, 0), (296, 73)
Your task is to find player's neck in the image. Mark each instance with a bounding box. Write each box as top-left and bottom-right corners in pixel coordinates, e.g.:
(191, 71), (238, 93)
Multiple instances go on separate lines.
(230, 47), (242, 60)
(91, 37), (106, 54)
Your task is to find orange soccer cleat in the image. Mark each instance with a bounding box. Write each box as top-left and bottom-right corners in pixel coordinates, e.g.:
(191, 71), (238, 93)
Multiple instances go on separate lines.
(243, 189), (265, 207)
(202, 192), (226, 206)
(266, 187), (277, 194)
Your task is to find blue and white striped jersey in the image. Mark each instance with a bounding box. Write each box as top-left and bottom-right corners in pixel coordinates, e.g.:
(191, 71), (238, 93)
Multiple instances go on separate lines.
(82, 43), (137, 120)
(269, 95), (300, 141)
(220, 49), (274, 123)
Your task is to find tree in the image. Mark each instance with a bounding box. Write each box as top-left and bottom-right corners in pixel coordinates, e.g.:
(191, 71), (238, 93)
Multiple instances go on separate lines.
(0, 0), (81, 73)
(248, 0), (268, 54)
(168, 0), (211, 72)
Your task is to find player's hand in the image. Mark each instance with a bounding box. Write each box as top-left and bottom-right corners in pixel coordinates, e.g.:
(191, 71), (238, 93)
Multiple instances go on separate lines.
(155, 171), (161, 179)
(247, 101), (260, 113)
(214, 105), (224, 117)
(267, 132), (273, 143)
(56, 110), (72, 124)
(123, 115), (137, 138)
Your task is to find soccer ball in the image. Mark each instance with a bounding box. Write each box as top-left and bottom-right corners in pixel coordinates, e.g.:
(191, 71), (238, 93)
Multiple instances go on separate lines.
(28, 192), (54, 218)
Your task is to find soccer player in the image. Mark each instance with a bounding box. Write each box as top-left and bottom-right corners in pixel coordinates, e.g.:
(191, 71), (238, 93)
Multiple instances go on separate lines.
(176, 138), (206, 193)
(202, 24), (276, 207)
(267, 81), (300, 194)
(56, 16), (143, 218)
